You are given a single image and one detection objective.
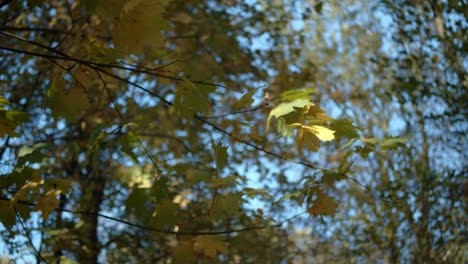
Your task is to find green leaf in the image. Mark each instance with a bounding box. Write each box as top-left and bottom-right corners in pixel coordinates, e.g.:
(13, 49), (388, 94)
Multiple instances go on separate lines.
(0, 200), (16, 229)
(17, 143), (49, 166)
(0, 108), (29, 137)
(381, 137), (408, 150)
(267, 99), (312, 131)
(234, 91), (255, 110)
(213, 142), (228, 169)
(149, 201), (179, 228)
(330, 119), (360, 140)
(280, 88), (315, 101)
(0, 111), (19, 137)
(0, 96), (9, 106)
(278, 190), (302, 202)
(174, 79), (214, 118)
(212, 192), (243, 219)
(120, 132), (139, 163)
(243, 187), (272, 199)
(194, 235), (228, 258)
(47, 76), (90, 122)
(108, 0), (170, 54)
(125, 188), (148, 217)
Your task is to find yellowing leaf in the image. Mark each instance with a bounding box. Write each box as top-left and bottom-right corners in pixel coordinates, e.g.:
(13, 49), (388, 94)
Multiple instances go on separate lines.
(34, 190), (61, 220)
(172, 240), (196, 264)
(194, 235), (228, 258)
(302, 125), (335, 141)
(114, 0), (170, 54)
(307, 193), (338, 217)
(267, 99), (312, 131)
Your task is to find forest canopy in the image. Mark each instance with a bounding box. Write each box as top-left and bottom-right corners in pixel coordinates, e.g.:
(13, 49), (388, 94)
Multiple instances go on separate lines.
(0, 0), (466, 263)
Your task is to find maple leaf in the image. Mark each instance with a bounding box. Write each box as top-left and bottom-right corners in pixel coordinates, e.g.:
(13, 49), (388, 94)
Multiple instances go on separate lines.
(34, 190), (61, 220)
(194, 235), (228, 258)
(307, 192), (339, 217)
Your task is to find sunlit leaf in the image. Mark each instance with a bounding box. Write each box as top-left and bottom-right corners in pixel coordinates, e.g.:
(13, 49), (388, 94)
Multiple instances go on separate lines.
(302, 125), (335, 141)
(267, 99), (311, 131)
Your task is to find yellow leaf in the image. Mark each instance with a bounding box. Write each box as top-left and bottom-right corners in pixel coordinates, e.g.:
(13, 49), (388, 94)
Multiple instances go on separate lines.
(307, 193), (338, 216)
(302, 125), (335, 141)
(266, 99), (311, 131)
(34, 190), (61, 220)
(194, 235), (228, 258)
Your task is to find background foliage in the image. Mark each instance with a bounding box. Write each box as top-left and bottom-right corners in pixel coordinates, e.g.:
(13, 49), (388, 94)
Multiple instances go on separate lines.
(0, 0), (466, 263)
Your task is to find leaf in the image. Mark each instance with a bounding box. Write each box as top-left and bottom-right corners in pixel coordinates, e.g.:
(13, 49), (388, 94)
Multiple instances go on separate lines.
(360, 137), (377, 145)
(106, 0), (170, 54)
(125, 188), (148, 217)
(307, 193), (338, 217)
(330, 119), (360, 140)
(172, 240), (196, 264)
(34, 189), (61, 220)
(0, 200), (16, 228)
(194, 235), (228, 258)
(243, 188), (272, 199)
(173, 80), (214, 117)
(234, 91), (255, 110)
(301, 125), (335, 141)
(0, 96), (9, 106)
(213, 142), (228, 169)
(17, 143), (49, 166)
(0, 109), (28, 137)
(47, 77), (90, 122)
(80, 0), (99, 12)
(267, 99), (311, 131)
(278, 190), (302, 202)
(212, 192), (243, 219)
(280, 88), (315, 101)
(120, 132), (139, 163)
(149, 201), (179, 228)
(320, 171), (346, 186)
(211, 175), (238, 189)
(381, 137), (408, 150)
(0, 111), (19, 137)
(304, 104), (331, 122)
(300, 131), (321, 152)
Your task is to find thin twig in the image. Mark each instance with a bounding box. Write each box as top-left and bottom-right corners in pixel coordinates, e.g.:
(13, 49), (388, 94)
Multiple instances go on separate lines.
(13, 206), (49, 264)
(202, 105), (262, 119)
(95, 70), (161, 172)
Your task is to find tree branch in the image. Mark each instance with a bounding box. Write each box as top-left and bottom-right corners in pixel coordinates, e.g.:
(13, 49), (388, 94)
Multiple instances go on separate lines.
(2, 197), (303, 236)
